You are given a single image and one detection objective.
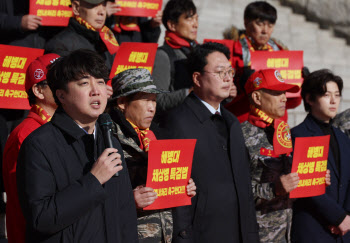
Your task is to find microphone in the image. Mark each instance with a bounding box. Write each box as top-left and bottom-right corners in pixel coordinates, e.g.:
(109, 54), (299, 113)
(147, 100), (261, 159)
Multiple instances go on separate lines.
(98, 113), (119, 177)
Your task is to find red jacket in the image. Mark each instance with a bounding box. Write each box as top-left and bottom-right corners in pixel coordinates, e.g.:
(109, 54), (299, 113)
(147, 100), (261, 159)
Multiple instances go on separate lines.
(3, 106), (50, 243)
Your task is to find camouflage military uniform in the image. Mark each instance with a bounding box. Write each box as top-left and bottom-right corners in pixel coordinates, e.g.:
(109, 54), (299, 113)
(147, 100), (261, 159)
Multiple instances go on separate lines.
(110, 109), (173, 243)
(241, 121), (294, 243)
(333, 108), (350, 138)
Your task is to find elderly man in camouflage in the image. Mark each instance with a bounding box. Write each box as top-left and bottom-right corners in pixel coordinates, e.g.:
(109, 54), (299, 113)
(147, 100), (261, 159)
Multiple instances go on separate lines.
(241, 69), (300, 242)
(107, 68), (196, 243)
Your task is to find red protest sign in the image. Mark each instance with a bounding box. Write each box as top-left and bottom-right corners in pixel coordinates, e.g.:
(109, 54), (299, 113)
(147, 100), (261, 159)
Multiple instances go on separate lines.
(115, 0), (162, 17)
(109, 42), (158, 80)
(290, 135), (330, 198)
(144, 139), (196, 210)
(203, 39), (234, 64)
(0, 45), (44, 110)
(251, 51), (303, 98)
(29, 0), (73, 26)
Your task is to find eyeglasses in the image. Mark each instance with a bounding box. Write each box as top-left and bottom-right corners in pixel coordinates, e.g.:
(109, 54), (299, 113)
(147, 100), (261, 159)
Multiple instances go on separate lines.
(203, 68), (235, 79)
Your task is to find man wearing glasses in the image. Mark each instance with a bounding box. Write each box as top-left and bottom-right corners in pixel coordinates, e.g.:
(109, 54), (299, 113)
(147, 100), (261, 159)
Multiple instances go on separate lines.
(161, 42), (259, 243)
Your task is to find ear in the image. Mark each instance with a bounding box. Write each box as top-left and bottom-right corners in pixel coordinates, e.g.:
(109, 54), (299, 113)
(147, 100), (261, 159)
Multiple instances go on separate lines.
(56, 89), (66, 104)
(305, 93), (313, 107)
(32, 84), (45, 100)
(192, 72), (201, 88)
(116, 97), (126, 112)
(251, 90), (262, 106)
(72, 0), (80, 16)
(167, 20), (177, 32)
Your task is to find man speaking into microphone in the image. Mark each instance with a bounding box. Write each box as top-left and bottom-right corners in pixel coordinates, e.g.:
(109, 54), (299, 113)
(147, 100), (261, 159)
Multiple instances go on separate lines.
(16, 49), (138, 243)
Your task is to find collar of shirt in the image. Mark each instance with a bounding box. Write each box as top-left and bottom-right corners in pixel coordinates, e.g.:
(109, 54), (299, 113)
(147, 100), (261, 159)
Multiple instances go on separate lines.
(193, 93), (221, 115)
(75, 122), (97, 139)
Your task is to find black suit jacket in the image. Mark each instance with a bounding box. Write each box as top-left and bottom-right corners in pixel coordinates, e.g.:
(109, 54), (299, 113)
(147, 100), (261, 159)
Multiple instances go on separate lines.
(161, 93), (259, 243)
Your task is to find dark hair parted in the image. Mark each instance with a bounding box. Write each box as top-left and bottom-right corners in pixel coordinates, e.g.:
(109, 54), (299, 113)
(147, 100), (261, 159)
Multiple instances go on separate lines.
(47, 49), (110, 106)
(301, 69), (343, 112)
(162, 0), (196, 31)
(27, 80), (48, 106)
(187, 42), (231, 75)
(244, 1), (277, 24)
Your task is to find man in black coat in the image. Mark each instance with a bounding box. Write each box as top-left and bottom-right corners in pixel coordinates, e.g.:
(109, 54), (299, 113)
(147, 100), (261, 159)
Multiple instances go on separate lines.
(17, 49), (138, 242)
(161, 42), (259, 243)
(45, 0), (118, 70)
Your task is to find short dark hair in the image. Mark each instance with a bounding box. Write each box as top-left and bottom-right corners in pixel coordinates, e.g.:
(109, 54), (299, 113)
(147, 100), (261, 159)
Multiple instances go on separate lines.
(187, 42), (231, 75)
(301, 69), (343, 112)
(244, 1), (277, 24)
(27, 80), (48, 106)
(162, 0), (197, 31)
(47, 49), (109, 106)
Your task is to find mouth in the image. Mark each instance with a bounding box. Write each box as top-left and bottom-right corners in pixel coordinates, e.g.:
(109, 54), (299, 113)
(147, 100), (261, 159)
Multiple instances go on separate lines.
(91, 101), (101, 108)
(95, 20), (104, 24)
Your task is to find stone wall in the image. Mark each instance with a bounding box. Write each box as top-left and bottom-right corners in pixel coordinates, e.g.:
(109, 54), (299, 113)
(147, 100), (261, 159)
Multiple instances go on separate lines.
(280, 0), (350, 44)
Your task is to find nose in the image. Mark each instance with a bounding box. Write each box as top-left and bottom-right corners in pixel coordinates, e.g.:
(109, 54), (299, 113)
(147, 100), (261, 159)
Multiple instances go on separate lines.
(90, 81), (101, 96)
(281, 92), (287, 102)
(193, 17), (198, 29)
(261, 23), (268, 34)
(97, 3), (106, 16)
(149, 101), (156, 112)
(330, 94), (336, 104)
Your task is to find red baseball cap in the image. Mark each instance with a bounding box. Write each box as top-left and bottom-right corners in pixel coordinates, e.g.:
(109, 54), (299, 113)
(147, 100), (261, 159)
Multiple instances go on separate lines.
(25, 53), (60, 92)
(244, 69), (300, 94)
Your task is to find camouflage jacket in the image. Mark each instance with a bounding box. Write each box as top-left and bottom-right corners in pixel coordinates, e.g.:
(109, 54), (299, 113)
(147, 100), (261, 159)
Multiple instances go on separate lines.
(110, 109), (173, 243)
(333, 108), (350, 138)
(241, 121), (294, 243)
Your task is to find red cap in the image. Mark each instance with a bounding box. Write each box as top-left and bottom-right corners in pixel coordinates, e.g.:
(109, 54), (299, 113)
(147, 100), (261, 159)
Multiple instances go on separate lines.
(245, 69), (300, 94)
(25, 53), (60, 92)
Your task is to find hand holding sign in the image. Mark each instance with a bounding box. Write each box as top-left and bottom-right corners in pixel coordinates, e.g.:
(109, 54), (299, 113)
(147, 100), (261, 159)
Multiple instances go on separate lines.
(21, 15), (42, 31)
(133, 185), (158, 209)
(276, 172), (299, 195)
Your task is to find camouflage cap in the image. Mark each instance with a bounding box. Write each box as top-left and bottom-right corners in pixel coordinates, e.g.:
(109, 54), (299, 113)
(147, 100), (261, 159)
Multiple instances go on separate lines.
(110, 68), (167, 100)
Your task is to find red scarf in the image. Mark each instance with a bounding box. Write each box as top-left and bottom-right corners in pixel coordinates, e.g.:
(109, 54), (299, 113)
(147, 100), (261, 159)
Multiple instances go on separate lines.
(241, 33), (274, 52)
(31, 104), (52, 123)
(111, 16), (141, 33)
(127, 119), (157, 152)
(164, 31), (196, 49)
(75, 16), (119, 54)
(248, 105), (292, 156)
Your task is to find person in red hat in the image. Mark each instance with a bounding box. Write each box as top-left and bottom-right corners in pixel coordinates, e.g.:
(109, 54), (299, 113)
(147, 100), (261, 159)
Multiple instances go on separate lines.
(241, 69), (303, 242)
(2, 53), (59, 243)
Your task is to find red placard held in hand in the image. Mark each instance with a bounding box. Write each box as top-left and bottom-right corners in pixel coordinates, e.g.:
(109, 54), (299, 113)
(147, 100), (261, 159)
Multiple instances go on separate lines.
(115, 0), (162, 17)
(109, 42), (158, 81)
(144, 139), (196, 210)
(290, 135), (330, 198)
(251, 51), (303, 98)
(0, 45), (44, 110)
(29, 0), (73, 26)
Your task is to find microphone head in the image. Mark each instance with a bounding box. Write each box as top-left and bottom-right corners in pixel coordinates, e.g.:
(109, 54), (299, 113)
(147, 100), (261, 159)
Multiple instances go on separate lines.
(98, 113), (113, 128)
